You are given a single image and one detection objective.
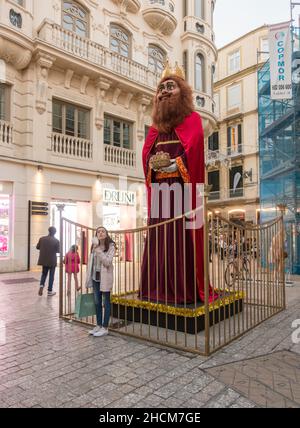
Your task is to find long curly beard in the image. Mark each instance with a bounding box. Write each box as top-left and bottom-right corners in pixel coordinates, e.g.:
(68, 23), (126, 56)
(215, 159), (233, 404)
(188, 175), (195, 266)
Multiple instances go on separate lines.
(152, 78), (194, 134)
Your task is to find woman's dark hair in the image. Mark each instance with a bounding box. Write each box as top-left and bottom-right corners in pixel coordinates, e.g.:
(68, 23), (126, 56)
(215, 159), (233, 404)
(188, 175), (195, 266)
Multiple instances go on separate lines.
(95, 227), (116, 253)
(71, 245), (78, 253)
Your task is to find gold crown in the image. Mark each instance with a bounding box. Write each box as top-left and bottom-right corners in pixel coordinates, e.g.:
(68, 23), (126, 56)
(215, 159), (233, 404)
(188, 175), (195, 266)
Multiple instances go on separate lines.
(161, 60), (186, 81)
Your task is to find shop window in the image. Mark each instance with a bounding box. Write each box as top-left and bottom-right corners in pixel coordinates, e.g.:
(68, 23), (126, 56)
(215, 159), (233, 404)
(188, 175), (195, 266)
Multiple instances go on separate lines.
(148, 44), (166, 74)
(110, 24), (131, 58)
(62, 1), (89, 37)
(104, 116), (133, 150)
(227, 123), (242, 155)
(0, 195), (10, 258)
(52, 100), (90, 139)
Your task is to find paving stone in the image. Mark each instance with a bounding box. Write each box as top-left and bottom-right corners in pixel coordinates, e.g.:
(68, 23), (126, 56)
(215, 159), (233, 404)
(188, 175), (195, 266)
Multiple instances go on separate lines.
(1, 271), (300, 408)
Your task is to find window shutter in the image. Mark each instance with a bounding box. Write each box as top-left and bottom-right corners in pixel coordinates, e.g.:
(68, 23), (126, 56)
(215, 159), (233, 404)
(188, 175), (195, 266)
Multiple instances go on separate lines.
(227, 127), (231, 147)
(238, 124), (242, 147)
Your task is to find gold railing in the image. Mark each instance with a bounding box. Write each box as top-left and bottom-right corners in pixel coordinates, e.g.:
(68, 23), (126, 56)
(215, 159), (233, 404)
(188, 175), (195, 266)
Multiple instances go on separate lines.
(58, 202), (285, 356)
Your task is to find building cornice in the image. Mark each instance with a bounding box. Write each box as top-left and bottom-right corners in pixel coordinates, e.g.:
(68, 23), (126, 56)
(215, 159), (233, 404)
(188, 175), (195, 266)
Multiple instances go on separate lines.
(214, 63), (264, 89)
(218, 25), (268, 51)
(181, 32), (218, 60)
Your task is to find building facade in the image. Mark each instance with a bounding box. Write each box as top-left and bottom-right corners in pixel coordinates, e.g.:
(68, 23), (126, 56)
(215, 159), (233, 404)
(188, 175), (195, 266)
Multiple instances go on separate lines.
(0, 0), (217, 272)
(258, 28), (300, 275)
(208, 25), (270, 224)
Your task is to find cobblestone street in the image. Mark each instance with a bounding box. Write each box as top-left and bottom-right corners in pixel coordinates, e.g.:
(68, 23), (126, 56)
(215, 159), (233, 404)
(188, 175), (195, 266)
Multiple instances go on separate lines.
(0, 271), (299, 408)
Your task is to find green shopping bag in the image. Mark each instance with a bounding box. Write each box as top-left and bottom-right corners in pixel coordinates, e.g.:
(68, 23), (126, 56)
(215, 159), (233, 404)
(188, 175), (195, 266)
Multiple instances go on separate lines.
(75, 293), (96, 318)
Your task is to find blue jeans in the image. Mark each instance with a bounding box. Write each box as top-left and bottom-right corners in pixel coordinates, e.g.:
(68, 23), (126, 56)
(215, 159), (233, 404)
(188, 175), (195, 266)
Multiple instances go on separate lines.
(40, 266), (56, 292)
(93, 280), (111, 328)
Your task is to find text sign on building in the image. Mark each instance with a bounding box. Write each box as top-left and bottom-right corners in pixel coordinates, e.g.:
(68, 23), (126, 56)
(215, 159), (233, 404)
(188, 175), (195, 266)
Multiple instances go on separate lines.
(269, 22), (292, 100)
(31, 201), (49, 216)
(103, 189), (136, 206)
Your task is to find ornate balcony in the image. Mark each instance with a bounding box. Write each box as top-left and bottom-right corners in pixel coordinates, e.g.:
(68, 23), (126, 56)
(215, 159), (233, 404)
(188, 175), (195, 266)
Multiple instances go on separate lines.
(37, 21), (159, 89)
(51, 133), (93, 160)
(111, 0), (141, 13)
(142, 0), (177, 36)
(104, 145), (136, 168)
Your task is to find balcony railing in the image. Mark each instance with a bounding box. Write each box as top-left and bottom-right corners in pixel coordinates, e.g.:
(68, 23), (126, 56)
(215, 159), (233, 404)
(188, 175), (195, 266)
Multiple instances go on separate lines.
(208, 191), (220, 201)
(0, 120), (13, 145)
(37, 21), (160, 89)
(227, 144), (243, 157)
(229, 188), (244, 198)
(51, 133), (93, 160)
(104, 144), (136, 168)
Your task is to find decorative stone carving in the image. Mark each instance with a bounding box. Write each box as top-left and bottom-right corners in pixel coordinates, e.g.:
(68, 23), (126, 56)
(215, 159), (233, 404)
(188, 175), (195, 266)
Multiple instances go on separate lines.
(64, 69), (74, 89)
(137, 95), (151, 140)
(80, 75), (89, 94)
(142, 5), (177, 36)
(95, 77), (111, 130)
(111, 0), (141, 14)
(35, 53), (55, 115)
(125, 92), (133, 109)
(113, 87), (122, 105)
(0, 36), (32, 70)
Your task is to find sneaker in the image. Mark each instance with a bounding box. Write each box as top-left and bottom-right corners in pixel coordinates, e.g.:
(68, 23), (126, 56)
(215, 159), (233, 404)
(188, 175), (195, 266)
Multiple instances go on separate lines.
(47, 291), (56, 296)
(38, 287), (44, 296)
(88, 325), (101, 335)
(93, 328), (108, 337)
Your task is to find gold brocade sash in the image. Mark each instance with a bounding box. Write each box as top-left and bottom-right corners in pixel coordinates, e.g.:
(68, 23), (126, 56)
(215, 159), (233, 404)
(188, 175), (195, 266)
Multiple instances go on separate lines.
(156, 171), (181, 180)
(156, 140), (180, 147)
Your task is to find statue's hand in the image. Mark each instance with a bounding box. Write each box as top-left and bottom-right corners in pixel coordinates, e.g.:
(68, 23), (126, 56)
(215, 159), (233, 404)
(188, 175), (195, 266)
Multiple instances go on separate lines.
(160, 159), (178, 173)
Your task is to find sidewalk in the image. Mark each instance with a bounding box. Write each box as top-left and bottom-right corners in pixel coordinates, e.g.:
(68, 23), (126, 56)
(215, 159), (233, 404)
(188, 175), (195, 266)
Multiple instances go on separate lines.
(0, 271), (299, 408)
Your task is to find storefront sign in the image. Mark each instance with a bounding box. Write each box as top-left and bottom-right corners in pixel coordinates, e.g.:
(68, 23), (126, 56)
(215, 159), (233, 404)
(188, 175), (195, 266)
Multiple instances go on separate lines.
(269, 22), (292, 100)
(31, 201), (49, 216)
(103, 189), (136, 206)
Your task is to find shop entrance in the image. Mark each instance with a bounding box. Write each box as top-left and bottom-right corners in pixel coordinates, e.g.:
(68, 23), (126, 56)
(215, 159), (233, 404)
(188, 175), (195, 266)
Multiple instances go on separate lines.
(50, 200), (92, 253)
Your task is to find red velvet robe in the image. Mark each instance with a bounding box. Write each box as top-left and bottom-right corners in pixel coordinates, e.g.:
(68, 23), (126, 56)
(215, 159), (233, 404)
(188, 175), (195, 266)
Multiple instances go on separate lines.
(142, 112), (211, 303)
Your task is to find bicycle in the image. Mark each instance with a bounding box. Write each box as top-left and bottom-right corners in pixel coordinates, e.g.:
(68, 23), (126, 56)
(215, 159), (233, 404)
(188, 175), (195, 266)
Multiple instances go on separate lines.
(224, 254), (251, 287)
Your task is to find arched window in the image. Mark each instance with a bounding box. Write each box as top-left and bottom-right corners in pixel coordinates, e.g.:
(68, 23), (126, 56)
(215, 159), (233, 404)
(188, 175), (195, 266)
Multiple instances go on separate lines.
(194, 0), (204, 19)
(110, 24), (131, 58)
(148, 45), (166, 74)
(62, 1), (89, 37)
(195, 52), (205, 92)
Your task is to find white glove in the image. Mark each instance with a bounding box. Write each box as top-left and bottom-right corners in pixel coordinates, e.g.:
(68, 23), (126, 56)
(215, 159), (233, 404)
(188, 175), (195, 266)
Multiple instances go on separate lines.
(160, 159), (178, 173)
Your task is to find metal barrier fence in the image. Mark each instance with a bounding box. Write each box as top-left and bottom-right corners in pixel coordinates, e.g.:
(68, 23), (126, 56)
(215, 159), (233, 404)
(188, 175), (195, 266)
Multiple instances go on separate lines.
(59, 204), (285, 356)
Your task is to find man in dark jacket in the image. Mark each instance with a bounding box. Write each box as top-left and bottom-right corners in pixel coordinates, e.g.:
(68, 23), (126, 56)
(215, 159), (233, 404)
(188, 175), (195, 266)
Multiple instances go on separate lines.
(37, 226), (60, 296)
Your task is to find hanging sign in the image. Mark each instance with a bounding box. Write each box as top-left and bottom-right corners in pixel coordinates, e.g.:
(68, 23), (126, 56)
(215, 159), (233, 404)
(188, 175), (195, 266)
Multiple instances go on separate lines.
(269, 22), (292, 100)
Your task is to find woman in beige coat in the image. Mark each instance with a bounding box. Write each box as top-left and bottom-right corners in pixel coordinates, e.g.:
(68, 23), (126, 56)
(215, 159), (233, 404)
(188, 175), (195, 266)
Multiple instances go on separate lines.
(85, 227), (115, 337)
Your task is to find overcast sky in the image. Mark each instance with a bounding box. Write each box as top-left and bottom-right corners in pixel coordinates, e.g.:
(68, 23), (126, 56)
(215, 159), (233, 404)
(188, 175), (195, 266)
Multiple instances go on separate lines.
(214, 0), (292, 48)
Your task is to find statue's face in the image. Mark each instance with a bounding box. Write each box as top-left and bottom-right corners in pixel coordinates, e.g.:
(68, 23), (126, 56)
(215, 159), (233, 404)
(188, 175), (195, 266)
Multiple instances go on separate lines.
(156, 79), (180, 102)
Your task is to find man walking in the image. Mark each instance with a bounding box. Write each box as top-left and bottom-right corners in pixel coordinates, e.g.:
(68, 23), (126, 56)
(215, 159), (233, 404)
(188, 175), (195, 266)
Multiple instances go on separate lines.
(36, 226), (60, 296)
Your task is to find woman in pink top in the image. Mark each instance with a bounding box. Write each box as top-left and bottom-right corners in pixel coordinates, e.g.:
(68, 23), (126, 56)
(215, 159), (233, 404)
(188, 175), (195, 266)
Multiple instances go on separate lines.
(64, 245), (81, 296)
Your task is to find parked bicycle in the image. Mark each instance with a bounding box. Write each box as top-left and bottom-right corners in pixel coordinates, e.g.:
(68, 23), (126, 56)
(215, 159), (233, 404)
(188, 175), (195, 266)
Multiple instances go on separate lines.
(224, 254), (251, 287)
